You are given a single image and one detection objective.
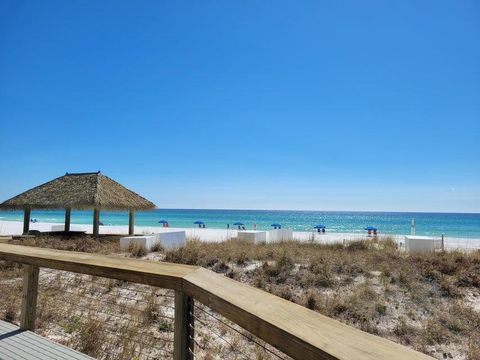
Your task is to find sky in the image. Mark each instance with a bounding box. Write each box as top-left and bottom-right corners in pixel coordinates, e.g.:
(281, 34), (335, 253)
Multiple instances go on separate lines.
(0, 1), (479, 212)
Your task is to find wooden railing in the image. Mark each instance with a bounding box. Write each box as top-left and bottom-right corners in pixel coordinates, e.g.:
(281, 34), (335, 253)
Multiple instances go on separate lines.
(0, 243), (433, 360)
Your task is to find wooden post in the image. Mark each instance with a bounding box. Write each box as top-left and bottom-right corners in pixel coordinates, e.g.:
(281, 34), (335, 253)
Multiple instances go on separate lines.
(23, 208), (31, 235)
(174, 290), (194, 360)
(128, 208), (135, 235)
(65, 207), (71, 232)
(93, 208), (100, 237)
(20, 265), (39, 330)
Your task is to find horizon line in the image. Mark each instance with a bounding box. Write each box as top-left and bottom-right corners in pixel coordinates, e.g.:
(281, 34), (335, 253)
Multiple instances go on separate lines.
(1, 207), (477, 215)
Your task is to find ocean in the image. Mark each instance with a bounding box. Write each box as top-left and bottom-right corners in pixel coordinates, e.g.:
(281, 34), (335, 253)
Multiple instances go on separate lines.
(0, 209), (479, 238)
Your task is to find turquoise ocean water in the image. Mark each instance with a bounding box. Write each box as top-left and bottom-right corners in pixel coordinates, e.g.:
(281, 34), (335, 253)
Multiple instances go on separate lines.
(0, 209), (479, 238)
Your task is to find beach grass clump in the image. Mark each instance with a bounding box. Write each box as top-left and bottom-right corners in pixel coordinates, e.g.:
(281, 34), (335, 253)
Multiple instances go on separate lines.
(3, 306), (16, 323)
(7, 234), (120, 254)
(150, 242), (163, 252)
(126, 242), (147, 258)
(74, 318), (107, 358)
(393, 316), (419, 345)
(467, 337), (480, 360)
(142, 295), (160, 325)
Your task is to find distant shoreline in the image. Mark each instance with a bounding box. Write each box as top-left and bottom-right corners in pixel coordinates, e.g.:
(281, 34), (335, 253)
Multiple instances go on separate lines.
(1, 209), (480, 238)
(1, 220), (479, 251)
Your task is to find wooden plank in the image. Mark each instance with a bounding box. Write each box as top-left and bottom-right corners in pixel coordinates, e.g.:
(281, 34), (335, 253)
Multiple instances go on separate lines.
(173, 291), (194, 360)
(23, 208), (31, 234)
(0, 243), (197, 291)
(0, 320), (87, 360)
(183, 268), (433, 360)
(20, 265), (39, 331)
(0, 320), (94, 359)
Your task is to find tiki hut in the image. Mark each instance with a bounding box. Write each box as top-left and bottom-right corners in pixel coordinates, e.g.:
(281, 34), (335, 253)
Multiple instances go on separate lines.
(0, 172), (156, 236)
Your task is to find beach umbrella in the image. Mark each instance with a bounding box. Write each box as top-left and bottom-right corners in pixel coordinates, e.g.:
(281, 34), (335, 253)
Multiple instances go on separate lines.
(233, 222), (244, 226)
(270, 223), (282, 229)
(364, 226), (377, 231)
(194, 221), (204, 225)
(158, 220), (168, 224)
(314, 225), (326, 229)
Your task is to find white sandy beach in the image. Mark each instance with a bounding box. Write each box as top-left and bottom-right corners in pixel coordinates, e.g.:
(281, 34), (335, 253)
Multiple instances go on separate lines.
(1, 220), (479, 251)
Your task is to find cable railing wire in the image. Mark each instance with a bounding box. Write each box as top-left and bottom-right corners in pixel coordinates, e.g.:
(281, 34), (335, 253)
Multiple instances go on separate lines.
(194, 304), (289, 360)
(36, 269), (175, 360)
(2, 266), (292, 360)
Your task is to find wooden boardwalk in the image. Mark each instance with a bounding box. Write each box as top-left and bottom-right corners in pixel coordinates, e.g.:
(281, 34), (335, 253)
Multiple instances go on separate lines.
(0, 320), (93, 360)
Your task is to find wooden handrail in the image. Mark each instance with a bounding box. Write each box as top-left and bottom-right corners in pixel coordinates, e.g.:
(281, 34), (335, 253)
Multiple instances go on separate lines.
(0, 244), (433, 360)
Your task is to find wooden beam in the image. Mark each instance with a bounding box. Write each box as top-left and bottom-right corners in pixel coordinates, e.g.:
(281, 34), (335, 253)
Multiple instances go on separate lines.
(20, 265), (39, 331)
(23, 208), (31, 235)
(128, 208), (134, 235)
(174, 290), (194, 360)
(93, 208), (100, 237)
(0, 243), (196, 291)
(64, 208), (71, 232)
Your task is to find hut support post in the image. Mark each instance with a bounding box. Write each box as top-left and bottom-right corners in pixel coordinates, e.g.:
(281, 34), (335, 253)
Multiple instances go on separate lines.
(93, 208), (100, 237)
(20, 265), (39, 331)
(65, 207), (71, 232)
(23, 208), (31, 235)
(128, 208), (134, 235)
(174, 290), (194, 360)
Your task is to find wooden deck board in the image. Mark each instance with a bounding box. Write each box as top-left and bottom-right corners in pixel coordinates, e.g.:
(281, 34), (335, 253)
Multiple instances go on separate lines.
(0, 320), (94, 360)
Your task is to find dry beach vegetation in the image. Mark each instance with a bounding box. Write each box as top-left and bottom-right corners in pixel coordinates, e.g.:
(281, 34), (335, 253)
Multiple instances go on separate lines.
(0, 234), (479, 359)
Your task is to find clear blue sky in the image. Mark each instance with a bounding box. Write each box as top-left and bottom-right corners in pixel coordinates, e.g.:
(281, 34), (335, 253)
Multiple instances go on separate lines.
(0, 1), (479, 212)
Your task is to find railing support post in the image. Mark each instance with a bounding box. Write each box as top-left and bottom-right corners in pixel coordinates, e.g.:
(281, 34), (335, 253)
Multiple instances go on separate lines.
(174, 290), (194, 360)
(20, 264), (39, 330)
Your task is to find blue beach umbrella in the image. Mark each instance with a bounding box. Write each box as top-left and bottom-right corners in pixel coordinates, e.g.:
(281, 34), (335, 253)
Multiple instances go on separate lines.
(233, 222), (244, 226)
(314, 225), (326, 229)
(158, 220), (168, 224)
(194, 221), (205, 228)
(364, 226), (377, 231)
(271, 223), (282, 229)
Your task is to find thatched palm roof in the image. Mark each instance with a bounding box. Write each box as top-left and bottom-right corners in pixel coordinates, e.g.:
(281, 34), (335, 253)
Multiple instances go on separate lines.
(0, 172), (156, 210)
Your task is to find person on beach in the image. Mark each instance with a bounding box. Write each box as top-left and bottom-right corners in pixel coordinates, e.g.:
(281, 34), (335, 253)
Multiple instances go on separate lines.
(227, 224), (230, 229)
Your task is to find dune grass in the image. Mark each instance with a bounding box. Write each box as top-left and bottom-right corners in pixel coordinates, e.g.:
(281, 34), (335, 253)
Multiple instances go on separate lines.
(1, 235), (479, 359)
(165, 237), (480, 360)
